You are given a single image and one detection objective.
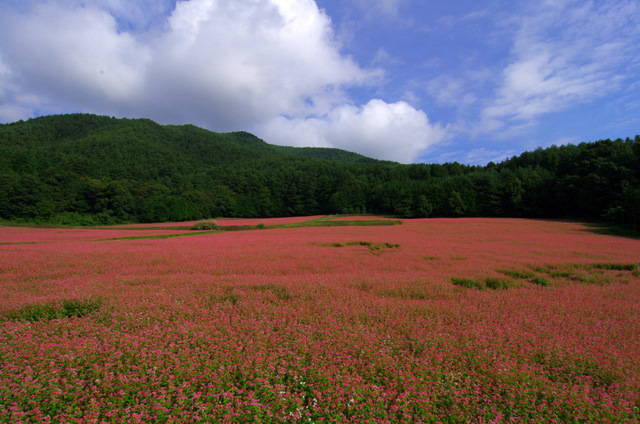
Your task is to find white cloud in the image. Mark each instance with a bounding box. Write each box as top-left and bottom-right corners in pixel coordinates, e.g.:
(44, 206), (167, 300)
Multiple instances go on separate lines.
(257, 99), (447, 163)
(142, 0), (372, 129)
(0, 0), (371, 126)
(1, 0), (442, 162)
(480, 0), (640, 134)
(0, 2), (150, 110)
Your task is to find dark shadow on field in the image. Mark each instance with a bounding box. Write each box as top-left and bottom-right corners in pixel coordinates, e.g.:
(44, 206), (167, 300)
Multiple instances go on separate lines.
(581, 222), (640, 240)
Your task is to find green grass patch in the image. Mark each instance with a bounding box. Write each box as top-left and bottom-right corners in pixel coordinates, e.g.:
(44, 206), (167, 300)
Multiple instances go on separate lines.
(536, 262), (637, 285)
(3, 297), (102, 322)
(588, 263), (639, 271)
(558, 263), (638, 284)
(451, 278), (484, 290)
(530, 265), (550, 274)
(497, 269), (535, 279)
(485, 277), (512, 290)
(343, 241), (374, 247)
(490, 262), (640, 289)
(98, 226), (197, 230)
(102, 216), (402, 241)
(326, 241), (400, 253)
(532, 276), (549, 286)
(550, 271), (572, 278)
(570, 273), (608, 284)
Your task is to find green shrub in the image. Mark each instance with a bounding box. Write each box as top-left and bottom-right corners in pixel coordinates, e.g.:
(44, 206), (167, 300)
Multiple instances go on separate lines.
(191, 221), (218, 230)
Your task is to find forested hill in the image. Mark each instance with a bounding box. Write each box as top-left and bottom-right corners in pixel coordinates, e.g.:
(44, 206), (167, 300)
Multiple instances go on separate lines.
(1, 113), (638, 228)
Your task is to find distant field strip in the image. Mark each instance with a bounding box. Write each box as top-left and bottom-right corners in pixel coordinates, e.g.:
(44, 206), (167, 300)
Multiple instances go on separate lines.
(98, 216), (402, 241)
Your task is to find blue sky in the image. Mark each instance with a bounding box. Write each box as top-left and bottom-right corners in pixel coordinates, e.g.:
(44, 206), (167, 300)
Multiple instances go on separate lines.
(1, 0), (639, 164)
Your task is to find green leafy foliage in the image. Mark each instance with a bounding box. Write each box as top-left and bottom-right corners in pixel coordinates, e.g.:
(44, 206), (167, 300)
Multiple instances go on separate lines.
(191, 221), (218, 230)
(1, 114), (639, 226)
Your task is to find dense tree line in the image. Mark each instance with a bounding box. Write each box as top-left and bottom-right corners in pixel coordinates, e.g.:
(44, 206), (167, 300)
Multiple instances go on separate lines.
(1, 114), (638, 229)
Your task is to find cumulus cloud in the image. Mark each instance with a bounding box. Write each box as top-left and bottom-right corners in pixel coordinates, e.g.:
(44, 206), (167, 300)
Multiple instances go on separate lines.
(480, 0), (640, 134)
(143, 0), (371, 129)
(0, 0), (442, 161)
(0, 2), (150, 111)
(257, 99), (446, 163)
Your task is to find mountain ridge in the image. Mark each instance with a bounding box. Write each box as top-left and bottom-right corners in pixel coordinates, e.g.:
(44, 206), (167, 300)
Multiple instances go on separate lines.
(1, 113), (638, 229)
(1, 113), (385, 169)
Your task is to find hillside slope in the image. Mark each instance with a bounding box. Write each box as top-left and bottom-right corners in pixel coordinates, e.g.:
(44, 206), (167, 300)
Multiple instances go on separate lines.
(1, 114), (638, 227)
(0, 114), (382, 180)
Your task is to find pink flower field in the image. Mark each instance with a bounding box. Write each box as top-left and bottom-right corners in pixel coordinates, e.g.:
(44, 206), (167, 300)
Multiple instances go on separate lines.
(1, 217), (639, 423)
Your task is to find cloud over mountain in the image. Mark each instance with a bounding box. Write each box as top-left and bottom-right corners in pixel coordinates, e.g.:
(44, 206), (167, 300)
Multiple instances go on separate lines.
(0, 0), (444, 162)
